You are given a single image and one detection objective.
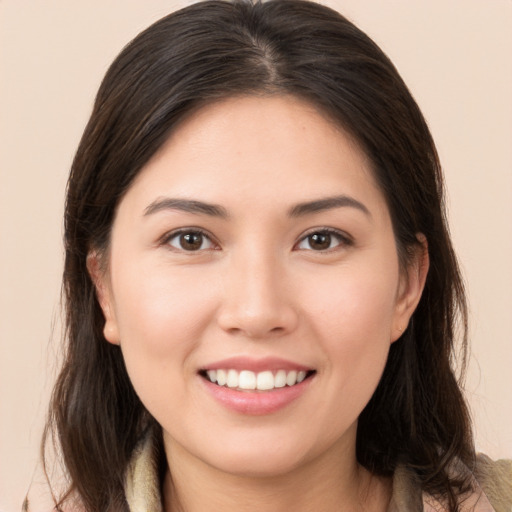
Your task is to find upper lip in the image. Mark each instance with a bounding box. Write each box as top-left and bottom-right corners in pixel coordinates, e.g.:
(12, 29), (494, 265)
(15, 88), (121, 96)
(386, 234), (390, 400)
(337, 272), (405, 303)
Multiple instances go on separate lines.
(200, 356), (313, 373)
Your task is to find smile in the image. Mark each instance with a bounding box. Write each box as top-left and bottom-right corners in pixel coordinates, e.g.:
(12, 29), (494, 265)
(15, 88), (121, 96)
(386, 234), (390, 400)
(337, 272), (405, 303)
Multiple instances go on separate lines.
(198, 357), (316, 414)
(202, 369), (314, 391)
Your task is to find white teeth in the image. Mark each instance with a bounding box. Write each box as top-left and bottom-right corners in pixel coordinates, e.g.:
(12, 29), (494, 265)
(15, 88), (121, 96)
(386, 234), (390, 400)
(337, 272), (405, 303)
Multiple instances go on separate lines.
(274, 369), (287, 388)
(256, 371), (274, 390)
(286, 370), (297, 386)
(227, 369), (239, 388)
(216, 369), (227, 386)
(204, 368), (310, 390)
(238, 370), (256, 390)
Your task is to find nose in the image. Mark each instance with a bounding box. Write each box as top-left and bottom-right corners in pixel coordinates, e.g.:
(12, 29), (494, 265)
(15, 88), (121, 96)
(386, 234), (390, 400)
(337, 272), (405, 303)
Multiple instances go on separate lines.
(216, 249), (299, 339)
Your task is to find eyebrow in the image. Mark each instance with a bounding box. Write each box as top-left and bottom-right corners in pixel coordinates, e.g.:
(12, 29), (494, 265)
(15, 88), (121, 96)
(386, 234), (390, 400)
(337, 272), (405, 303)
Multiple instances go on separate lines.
(143, 194), (370, 220)
(143, 198), (229, 219)
(288, 195), (371, 218)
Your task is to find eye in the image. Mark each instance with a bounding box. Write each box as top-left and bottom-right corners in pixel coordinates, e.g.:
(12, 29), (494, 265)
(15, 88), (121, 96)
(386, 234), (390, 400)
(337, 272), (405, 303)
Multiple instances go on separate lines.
(296, 229), (351, 251)
(165, 230), (216, 251)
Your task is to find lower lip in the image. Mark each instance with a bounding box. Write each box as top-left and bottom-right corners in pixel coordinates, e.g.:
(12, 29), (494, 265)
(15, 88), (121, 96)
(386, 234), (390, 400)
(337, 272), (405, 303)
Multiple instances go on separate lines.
(201, 376), (313, 415)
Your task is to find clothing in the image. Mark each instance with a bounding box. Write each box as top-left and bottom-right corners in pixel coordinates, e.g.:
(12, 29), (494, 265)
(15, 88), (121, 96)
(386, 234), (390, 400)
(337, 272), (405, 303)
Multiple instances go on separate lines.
(124, 430), (511, 512)
(25, 430), (512, 512)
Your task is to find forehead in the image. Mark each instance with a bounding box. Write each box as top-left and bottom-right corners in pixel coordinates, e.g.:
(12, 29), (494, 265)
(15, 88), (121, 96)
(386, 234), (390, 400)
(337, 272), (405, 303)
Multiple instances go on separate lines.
(120, 95), (387, 218)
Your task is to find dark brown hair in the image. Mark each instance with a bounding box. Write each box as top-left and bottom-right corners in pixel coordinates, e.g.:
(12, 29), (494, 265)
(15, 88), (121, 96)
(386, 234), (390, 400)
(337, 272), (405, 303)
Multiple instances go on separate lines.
(43, 1), (474, 510)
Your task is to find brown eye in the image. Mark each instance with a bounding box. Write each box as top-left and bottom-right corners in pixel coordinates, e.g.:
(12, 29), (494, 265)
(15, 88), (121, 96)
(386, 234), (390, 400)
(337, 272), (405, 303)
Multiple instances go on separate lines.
(167, 230), (214, 251)
(180, 232), (203, 250)
(296, 229), (350, 251)
(307, 232), (332, 250)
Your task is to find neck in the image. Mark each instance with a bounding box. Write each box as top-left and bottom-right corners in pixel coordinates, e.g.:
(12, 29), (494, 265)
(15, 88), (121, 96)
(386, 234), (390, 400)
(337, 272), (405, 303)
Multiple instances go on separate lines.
(162, 433), (391, 512)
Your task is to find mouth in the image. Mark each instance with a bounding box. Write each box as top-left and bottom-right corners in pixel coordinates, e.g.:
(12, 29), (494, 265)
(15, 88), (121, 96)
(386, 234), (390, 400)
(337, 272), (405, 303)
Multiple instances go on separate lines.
(198, 358), (316, 414)
(199, 368), (316, 392)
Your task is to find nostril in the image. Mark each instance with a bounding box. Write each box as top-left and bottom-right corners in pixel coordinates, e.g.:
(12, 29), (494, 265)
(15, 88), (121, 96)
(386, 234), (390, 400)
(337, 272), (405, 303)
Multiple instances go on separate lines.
(216, 299), (299, 339)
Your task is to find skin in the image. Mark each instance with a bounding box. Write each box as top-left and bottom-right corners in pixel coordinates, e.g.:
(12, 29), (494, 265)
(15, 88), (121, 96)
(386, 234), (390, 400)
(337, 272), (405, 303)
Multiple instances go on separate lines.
(89, 95), (428, 511)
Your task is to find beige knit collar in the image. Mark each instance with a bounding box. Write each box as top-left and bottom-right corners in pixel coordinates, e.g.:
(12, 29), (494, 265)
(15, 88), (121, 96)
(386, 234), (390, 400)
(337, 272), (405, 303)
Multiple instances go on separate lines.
(125, 430), (495, 512)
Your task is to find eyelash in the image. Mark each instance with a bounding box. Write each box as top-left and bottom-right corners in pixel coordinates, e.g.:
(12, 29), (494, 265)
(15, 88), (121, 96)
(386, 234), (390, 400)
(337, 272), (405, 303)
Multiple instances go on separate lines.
(160, 227), (353, 253)
(295, 228), (353, 252)
(161, 228), (219, 252)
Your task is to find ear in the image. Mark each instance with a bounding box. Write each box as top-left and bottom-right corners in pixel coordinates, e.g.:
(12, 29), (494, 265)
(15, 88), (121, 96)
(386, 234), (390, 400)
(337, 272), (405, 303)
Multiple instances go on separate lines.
(391, 234), (429, 343)
(86, 251), (120, 345)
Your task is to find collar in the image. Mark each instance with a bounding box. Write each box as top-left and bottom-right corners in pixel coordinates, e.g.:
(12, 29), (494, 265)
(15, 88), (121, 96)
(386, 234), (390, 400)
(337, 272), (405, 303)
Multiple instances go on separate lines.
(124, 430), (496, 512)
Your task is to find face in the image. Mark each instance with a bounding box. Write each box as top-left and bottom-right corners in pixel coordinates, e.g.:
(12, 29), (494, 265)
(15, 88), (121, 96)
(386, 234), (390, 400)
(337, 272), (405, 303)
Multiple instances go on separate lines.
(91, 95), (426, 478)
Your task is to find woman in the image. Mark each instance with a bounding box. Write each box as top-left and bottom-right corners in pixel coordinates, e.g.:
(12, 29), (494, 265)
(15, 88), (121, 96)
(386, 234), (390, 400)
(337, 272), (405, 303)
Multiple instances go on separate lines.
(26, 1), (511, 511)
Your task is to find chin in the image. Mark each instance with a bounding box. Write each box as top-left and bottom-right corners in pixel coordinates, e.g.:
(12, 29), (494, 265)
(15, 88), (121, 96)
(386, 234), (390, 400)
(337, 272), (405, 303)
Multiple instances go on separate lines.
(207, 446), (308, 478)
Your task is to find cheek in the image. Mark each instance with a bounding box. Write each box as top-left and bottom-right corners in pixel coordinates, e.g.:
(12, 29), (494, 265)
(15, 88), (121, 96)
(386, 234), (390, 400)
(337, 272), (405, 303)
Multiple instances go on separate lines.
(303, 260), (399, 340)
(300, 259), (399, 391)
(109, 260), (219, 421)
(108, 259), (220, 412)
(112, 261), (216, 353)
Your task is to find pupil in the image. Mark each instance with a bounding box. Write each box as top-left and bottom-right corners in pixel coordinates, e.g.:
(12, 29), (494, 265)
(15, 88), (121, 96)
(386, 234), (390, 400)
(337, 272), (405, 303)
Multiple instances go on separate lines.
(310, 233), (331, 250)
(181, 232), (202, 250)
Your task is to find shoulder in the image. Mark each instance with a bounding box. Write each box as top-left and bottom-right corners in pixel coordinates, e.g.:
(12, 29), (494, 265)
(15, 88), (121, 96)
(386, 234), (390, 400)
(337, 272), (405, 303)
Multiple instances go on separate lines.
(391, 456), (512, 512)
(473, 453), (512, 511)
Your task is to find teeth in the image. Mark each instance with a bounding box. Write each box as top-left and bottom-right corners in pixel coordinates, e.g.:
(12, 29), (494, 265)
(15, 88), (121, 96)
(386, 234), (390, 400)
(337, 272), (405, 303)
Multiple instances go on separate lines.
(274, 369), (287, 388)
(216, 369), (227, 386)
(204, 368), (310, 390)
(239, 370), (256, 390)
(256, 371), (274, 391)
(227, 369), (239, 388)
(286, 370), (297, 386)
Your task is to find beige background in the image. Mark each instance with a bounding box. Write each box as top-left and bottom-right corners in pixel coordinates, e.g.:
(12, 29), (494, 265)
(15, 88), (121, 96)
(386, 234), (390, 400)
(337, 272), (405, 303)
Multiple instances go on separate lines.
(1, 1), (511, 510)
